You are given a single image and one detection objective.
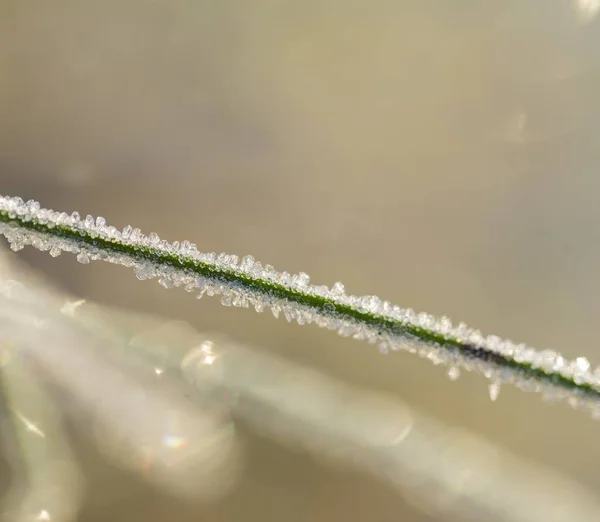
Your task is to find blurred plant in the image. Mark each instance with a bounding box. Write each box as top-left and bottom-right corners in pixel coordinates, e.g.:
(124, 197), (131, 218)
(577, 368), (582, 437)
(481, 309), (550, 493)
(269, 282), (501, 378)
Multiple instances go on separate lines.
(0, 194), (599, 418)
(1, 249), (599, 522)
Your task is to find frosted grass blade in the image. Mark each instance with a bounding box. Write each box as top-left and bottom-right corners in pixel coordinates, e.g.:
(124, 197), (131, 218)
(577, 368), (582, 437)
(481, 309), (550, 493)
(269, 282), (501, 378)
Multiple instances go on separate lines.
(1, 194), (599, 415)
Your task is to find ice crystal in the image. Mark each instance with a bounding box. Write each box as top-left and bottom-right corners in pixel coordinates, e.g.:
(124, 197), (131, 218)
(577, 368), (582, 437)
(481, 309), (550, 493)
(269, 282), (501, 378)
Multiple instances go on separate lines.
(1, 194), (600, 415)
(447, 367), (461, 381)
(489, 381), (501, 402)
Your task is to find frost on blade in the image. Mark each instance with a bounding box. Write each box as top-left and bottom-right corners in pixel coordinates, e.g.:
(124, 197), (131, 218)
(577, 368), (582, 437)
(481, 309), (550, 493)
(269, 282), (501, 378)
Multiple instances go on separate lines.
(489, 381), (501, 402)
(2, 194), (600, 417)
(447, 367), (461, 381)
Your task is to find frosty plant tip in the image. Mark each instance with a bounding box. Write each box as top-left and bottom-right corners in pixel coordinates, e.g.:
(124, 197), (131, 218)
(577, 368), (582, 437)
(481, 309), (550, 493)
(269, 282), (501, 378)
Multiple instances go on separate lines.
(1, 194), (600, 416)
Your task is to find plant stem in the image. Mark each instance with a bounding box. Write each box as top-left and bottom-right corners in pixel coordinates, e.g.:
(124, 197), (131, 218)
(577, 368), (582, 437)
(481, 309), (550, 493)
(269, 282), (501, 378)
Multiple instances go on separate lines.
(1, 194), (599, 414)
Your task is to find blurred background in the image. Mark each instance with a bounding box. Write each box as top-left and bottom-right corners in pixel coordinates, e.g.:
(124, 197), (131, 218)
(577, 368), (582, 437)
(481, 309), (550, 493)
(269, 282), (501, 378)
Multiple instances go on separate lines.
(2, 1), (600, 520)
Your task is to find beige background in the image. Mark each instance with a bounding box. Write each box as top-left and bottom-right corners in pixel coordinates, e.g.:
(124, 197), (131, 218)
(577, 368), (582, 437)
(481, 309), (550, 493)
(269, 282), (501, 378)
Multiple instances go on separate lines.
(2, 1), (600, 520)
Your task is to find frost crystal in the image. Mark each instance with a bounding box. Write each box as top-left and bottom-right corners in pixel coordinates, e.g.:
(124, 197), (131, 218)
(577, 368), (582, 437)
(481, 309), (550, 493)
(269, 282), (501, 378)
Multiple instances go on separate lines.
(447, 367), (461, 381)
(1, 194), (600, 416)
(488, 381), (501, 402)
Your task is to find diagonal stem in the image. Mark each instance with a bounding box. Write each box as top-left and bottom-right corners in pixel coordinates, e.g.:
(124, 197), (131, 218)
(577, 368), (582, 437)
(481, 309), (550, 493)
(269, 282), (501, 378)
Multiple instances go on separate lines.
(1, 194), (599, 415)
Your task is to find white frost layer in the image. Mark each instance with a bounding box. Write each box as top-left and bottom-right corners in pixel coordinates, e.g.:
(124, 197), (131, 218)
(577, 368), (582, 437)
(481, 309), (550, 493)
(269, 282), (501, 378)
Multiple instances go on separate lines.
(1, 194), (600, 414)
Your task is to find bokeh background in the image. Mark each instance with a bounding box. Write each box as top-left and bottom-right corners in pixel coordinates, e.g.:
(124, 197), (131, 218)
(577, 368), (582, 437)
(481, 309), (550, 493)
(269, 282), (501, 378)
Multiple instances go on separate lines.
(2, 1), (600, 520)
